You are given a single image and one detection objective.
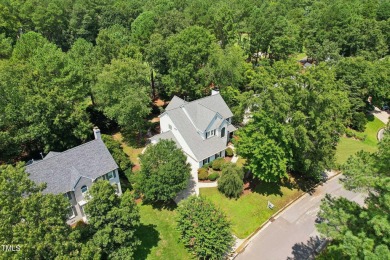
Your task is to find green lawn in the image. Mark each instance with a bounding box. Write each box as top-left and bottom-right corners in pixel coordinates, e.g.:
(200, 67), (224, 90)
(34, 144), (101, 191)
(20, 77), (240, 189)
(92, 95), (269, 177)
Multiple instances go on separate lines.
(134, 204), (193, 260)
(335, 117), (385, 164)
(112, 132), (144, 166)
(200, 184), (303, 239)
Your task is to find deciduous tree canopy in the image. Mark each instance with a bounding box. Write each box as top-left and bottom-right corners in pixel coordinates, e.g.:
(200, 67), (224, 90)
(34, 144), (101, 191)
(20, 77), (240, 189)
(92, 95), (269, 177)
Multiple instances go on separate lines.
(317, 130), (390, 258)
(138, 140), (191, 202)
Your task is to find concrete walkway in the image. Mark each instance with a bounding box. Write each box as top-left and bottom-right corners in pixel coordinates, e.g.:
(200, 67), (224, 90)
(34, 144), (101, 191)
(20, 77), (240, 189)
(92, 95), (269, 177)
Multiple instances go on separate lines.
(198, 181), (218, 188)
(372, 107), (389, 124)
(174, 158), (199, 204)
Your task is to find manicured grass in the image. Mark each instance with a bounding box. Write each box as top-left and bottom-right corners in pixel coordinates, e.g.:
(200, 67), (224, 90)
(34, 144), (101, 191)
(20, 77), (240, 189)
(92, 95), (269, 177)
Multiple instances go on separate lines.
(135, 204), (193, 260)
(200, 184), (303, 239)
(112, 132), (144, 165)
(335, 117), (385, 165)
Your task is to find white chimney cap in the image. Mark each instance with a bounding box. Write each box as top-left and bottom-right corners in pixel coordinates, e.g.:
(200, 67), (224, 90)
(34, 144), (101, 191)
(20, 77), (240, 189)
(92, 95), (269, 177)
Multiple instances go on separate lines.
(93, 127), (101, 140)
(211, 89), (220, 95)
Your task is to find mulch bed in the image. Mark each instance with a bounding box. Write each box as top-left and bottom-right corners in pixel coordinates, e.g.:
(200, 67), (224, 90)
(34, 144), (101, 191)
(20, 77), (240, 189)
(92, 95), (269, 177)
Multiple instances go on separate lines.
(154, 98), (166, 107)
(132, 164), (140, 172)
(242, 178), (260, 196)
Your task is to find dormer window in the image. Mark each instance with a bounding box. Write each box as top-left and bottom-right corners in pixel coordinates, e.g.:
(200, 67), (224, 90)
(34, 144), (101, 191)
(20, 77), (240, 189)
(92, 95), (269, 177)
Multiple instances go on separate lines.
(206, 129), (216, 139)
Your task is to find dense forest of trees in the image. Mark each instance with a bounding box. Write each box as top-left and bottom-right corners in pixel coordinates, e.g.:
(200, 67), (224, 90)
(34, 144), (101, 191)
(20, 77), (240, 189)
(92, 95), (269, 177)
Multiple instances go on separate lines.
(1, 0), (389, 258)
(0, 0), (389, 168)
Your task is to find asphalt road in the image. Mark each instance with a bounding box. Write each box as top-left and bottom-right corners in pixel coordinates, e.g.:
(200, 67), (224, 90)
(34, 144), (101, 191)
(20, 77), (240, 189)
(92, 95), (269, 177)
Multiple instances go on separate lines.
(235, 175), (365, 260)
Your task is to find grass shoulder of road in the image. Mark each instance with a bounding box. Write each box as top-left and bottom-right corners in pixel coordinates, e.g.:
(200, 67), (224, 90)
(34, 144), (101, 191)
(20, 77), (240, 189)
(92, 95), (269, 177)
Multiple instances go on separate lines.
(135, 203), (193, 260)
(336, 116), (385, 164)
(200, 183), (303, 239)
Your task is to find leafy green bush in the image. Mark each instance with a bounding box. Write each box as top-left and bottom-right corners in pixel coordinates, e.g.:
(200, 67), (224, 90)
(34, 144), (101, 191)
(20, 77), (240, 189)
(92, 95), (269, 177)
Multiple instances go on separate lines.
(202, 163), (211, 169)
(198, 168), (209, 180)
(102, 134), (132, 171)
(212, 158), (225, 170)
(345, 128), (355, 138)
(225, 147), (234, 157)
(208, 172), (220, 181)
(351, 112), (367, 132)
(218, 163), (244, 198)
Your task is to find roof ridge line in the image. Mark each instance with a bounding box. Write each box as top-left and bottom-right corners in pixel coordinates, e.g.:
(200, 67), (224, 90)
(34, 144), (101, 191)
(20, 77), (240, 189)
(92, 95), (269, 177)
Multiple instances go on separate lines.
(198, 103), (218, 114)
(186, 93), (220, 104)
(27, 139), (101, 167)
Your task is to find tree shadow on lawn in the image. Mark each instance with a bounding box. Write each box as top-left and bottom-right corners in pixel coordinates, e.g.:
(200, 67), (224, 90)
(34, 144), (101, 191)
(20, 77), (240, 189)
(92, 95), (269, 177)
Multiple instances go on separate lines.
(244, 173), (318, 196)
(287, 235), (325, 260)
(143, 199), (178, 211)
(244, 175), (285, 196)
(134, 223), (160, 260)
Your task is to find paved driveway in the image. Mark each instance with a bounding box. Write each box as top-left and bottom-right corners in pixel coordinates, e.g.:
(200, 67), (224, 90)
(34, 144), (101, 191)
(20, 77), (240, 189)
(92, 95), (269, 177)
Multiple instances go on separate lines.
(235, 175), (365, 260)
(174, 158), (199, 204)
(372, 107), (389, 124)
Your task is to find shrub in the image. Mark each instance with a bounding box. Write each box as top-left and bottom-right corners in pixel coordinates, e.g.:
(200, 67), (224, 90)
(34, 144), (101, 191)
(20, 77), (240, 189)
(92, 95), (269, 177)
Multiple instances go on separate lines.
(202, 163), (211, 169)
(345, 128), (355, 138)
(176, 196), (234, 259)
(208, 172), (220, 181)
(225, 147), (234, 157)
(351, 112), (367, 132)
(198, 168), (209, 180)
(218, 163), (244, 198)
(212, 158), (225, 170)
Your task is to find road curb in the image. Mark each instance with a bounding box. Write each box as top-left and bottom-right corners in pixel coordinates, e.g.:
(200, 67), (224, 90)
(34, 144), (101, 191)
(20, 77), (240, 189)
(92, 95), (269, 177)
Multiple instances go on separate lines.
(232, 171), (341, 258)
(377, 127), (385, 141)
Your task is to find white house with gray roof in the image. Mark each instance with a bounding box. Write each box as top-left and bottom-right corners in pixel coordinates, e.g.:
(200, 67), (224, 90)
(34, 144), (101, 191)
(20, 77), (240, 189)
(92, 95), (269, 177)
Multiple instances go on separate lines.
(26, 127), (122, 225)
(151, 91), (237, 172)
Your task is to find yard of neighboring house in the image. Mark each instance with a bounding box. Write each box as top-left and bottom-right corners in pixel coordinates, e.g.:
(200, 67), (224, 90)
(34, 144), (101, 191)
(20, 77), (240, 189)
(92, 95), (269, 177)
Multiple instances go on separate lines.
(335, 116), (385, 165)
(200, 182), (303, 239)
(112, 132), (144, 171)
(135, 203), (193, 260)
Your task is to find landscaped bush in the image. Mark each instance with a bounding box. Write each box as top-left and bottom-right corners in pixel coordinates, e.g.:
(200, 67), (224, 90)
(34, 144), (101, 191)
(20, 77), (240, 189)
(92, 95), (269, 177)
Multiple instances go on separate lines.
(225, 147), (234, 157)
(208, 172), (220, 181)
(218, 163), (244, 199)
(212, 158), (225, 170)
(202, 163), (211, 169)
(198, 168), (209, 180)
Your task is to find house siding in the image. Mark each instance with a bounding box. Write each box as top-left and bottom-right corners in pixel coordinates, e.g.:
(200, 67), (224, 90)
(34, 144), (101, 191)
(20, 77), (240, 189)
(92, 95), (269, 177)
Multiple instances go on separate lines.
(74, 176), (93, 203)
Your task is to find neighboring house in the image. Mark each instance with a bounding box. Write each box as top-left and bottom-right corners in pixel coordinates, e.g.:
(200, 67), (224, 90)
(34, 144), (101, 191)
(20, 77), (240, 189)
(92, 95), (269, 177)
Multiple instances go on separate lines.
(26, 127), (122, 225)
(150, 90), (237, 170)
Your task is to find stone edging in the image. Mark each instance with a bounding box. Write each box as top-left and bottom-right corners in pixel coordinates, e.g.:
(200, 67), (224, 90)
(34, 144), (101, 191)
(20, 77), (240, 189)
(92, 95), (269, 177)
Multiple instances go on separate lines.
(232, 171), (341, 258)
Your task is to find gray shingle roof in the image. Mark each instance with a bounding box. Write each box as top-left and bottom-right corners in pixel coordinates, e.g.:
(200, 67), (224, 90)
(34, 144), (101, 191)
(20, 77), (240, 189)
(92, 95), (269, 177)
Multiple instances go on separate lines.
(197, 94), (233, 119)
(166, 94), (233, 131)
(165, 106), (227, 161)
(227, 124), (237, 132)
(150, 131), (182, 148)
(26, 139), (118, 195)
(44, 151), (61, 159)
(165, 96), (185, 111)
